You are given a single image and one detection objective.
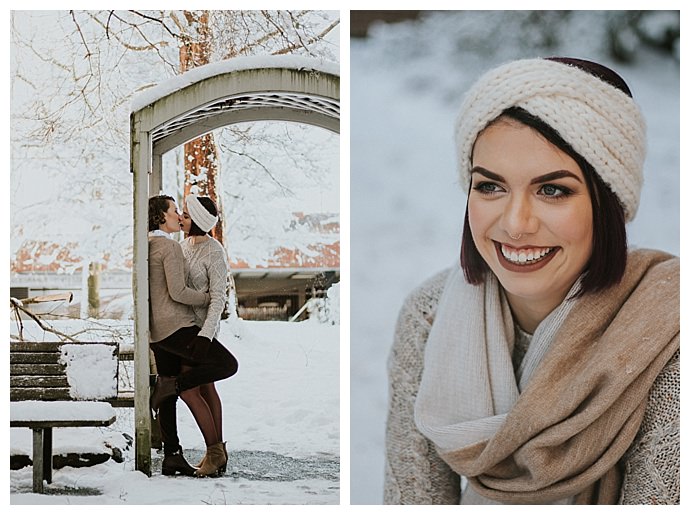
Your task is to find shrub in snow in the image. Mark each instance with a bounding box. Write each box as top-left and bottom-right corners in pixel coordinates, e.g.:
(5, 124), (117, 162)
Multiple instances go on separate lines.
(306, 282), (339, 325)
(59, 344), (118, 399)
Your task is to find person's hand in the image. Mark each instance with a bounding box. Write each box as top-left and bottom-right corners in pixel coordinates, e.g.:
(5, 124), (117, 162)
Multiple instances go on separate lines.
(188, 335), (211, 362)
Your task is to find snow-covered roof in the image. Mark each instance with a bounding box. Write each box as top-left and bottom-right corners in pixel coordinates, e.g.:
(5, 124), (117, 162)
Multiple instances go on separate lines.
(131, 55), (339, 113)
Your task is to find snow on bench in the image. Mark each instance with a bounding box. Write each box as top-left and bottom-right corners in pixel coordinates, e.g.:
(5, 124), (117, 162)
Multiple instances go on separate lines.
(10, 400), (117, 427)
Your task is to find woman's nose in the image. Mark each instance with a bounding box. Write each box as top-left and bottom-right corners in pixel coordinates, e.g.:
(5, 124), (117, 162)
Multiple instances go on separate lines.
(502, 194), (538, 236)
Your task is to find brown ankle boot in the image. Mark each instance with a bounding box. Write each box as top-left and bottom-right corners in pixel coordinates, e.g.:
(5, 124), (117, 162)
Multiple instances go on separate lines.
(194, 442), (227, 477)
(162, 448), (196, 476)
(197, 441), (228, 473)
(150, 375), (178, 412)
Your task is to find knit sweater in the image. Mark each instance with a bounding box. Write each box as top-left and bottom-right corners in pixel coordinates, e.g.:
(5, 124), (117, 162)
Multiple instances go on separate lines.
(148, 236), (210, 343)
(180, 236), (228, 341)
(384, 268), (680, 505)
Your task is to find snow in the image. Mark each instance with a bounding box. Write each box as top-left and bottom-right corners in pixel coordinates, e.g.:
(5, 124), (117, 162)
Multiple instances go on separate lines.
(350, 12), (679, 505)
(10, 401), (116, 424)
(10, 315), (339, 504)
(60, 344), (118, 400)
(305, 281), (340, 325)
(131, 54), (340, 113)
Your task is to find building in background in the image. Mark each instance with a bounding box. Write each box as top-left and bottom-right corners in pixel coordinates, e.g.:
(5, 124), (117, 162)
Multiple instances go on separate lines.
(10, 211), (339, 321)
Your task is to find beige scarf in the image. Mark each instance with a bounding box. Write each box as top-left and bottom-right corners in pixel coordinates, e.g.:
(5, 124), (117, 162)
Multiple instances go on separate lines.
(414, 249), (679, 504)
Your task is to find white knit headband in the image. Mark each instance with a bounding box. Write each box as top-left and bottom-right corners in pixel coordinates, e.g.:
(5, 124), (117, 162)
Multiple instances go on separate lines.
(186, 194), (218, 233)
(455, 58), (646, 221)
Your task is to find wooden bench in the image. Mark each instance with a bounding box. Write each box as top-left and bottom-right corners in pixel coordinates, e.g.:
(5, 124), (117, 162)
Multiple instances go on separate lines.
(10, 341), (121, 493)
(10, 401), (116, 493)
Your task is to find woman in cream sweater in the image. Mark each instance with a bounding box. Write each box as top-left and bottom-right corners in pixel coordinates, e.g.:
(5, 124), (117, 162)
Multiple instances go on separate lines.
(180, 194), (238, 478)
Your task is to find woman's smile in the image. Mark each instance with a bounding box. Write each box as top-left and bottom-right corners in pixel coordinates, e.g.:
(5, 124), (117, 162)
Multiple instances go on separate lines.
(494, 241), (559, 272)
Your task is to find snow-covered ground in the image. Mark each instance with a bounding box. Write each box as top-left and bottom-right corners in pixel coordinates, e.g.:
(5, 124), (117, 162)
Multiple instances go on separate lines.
(10, 317), (339, 504)
(350, 12), (679, 505)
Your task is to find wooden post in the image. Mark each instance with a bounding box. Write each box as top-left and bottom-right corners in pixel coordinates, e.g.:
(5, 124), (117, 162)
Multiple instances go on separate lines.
(87, 262), (101, 318)
(131, 112), (152, 476)
(32, 428), (45, 493)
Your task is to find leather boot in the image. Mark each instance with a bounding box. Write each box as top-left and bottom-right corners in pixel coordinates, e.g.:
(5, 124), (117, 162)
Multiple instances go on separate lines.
(196, 441), (228, 474)
(220, 441), (228, 474)
(150, 375), (178, 412)
(162, 448), (197, 476)
(194, 442), (227, 477)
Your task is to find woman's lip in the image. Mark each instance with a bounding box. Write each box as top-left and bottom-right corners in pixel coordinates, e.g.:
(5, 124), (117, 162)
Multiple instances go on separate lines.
(493, 241), (560, 273)
(499, 241), (552, 251)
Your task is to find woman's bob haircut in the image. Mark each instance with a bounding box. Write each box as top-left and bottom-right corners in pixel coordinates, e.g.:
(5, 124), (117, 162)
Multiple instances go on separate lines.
(460, 106), (628, 297)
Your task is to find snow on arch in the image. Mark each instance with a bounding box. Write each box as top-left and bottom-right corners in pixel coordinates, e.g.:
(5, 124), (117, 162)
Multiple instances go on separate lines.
(130, 54), (339, 113)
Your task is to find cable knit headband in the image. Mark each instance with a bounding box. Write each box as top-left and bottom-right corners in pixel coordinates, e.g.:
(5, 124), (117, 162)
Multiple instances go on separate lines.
(455, 58), (646, 221)
(186, 194), (218, 233)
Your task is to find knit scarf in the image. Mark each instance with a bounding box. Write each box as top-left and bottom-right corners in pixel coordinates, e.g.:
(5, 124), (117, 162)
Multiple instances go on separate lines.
(414, 249), (679, 504)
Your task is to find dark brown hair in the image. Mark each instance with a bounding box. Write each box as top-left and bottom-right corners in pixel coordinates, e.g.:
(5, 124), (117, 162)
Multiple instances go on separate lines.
(148, 195), (175, 232)
(188, 196), (219, 236)
(460, 106), (627, 296)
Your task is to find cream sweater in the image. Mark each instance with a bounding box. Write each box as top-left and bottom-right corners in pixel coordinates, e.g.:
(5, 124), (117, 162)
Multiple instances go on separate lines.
(148, 236), (210, 343)
(180, 236), (228, 341)
(384, 269), (680, 505)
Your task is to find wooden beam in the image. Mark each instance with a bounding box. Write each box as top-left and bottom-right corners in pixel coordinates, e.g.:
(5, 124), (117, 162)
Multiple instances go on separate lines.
(131, 111), (152, 476)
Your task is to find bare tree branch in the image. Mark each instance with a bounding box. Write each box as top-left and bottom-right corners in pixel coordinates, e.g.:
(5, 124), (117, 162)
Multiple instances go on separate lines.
(128, 10), (181, 40)
(70, 10), (93, 63)
(273, 18), (339, 56)
(10, 299), (79, 342)
(225, 146), (295, 196)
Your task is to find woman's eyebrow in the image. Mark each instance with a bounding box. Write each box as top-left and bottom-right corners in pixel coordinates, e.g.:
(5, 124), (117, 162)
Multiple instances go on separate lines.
(470, 167), (582, 185)
(530, 170), (583, 184)
(470, 166), (505, 182)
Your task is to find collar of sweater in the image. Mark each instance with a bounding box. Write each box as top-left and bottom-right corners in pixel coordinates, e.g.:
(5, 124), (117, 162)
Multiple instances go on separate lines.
(148, 230), (173, 239)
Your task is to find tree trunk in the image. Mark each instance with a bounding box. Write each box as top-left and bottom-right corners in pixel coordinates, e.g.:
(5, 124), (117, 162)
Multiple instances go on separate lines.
(180, 10), (225, 245)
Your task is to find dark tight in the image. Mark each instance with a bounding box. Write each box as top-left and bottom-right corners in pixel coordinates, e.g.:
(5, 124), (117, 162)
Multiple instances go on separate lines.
(151, 325), (238, 455)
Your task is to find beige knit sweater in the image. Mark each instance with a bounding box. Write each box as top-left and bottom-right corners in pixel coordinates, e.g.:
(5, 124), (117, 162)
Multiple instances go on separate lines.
(384, 269), (680, 505)
(180, 236), (228, 341)
(148, 236), (210, 343)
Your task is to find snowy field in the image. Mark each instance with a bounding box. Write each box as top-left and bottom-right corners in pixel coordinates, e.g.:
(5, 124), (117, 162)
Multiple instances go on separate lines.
(10, 317), (340, 505)
(350, 12), (680, 504)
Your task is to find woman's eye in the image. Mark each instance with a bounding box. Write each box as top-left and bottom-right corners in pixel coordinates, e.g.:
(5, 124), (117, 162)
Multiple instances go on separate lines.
(539, 184), (572, 198)
(473, 182), (503, 194)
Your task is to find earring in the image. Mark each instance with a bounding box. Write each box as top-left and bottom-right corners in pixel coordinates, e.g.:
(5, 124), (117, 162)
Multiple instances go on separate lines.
(508, 232), (522, 240)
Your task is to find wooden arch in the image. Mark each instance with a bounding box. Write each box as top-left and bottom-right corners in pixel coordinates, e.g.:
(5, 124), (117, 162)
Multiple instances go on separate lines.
(130, 56), (339, 474)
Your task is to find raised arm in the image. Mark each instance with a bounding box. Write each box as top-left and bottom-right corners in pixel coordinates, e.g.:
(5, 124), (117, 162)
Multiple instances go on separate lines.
(197, 246), (228, 340)
(162, 241), (210, 306)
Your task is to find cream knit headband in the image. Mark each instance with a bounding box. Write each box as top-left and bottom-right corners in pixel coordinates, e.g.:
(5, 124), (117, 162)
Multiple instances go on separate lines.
(186, 194), (218, 233)
(455, 58), (646, 221)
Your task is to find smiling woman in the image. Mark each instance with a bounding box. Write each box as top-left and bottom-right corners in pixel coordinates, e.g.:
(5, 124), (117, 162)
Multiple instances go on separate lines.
(385, 58), (679, 505)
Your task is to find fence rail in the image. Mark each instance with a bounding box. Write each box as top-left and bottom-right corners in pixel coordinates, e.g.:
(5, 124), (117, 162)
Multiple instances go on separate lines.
(238, 305), (288, 321)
